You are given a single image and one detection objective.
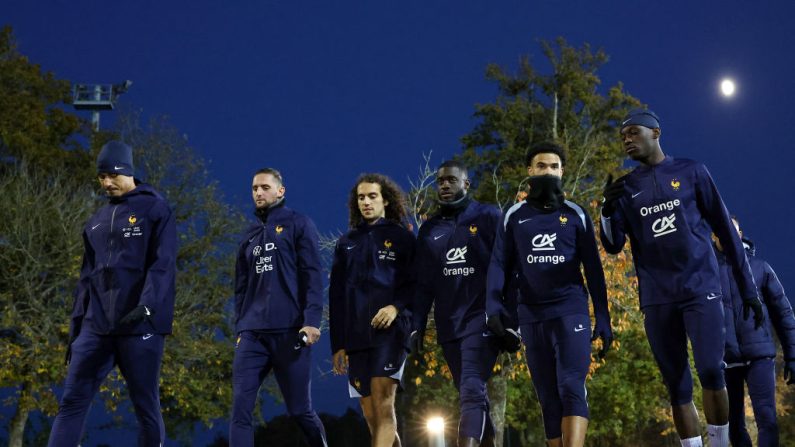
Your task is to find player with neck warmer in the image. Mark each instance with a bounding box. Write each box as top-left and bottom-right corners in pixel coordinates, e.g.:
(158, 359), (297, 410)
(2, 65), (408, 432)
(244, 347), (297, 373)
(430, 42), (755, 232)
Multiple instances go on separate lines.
(487, 142), (611, 447)
(412, 160), (505, 447)
(599, 108), (764, 447)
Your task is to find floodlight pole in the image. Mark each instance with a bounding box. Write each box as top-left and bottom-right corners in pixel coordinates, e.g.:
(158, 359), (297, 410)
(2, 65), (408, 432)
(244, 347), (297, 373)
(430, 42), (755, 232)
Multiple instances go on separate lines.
(71, 80), (132, 131)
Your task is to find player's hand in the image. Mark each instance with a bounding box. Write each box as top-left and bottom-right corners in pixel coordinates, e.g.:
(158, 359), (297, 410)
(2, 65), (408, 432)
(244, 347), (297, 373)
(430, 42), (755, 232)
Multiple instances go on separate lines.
(784, 360), (795, 385)
(409, 330), (424, 356)
(371, 305), (398, 329)
(332, 349), (348, 375)
(487, 314), (507, 338)
(298, 326), (320, 346)
(591, 321), (614, 359)
(503, 328), (522, 353)
(602, 174), (626, 216)
(119, 305), (153, 326)
(742, 296), (765, 329)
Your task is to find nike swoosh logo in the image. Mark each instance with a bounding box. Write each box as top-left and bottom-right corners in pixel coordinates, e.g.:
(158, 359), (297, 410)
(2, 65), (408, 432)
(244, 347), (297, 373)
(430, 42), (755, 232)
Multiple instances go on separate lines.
(114, 165), (125, 170)
(91, 224), (101, 230)
(294, 344), (303, 350)
(482, 331), (492, 337)
(574, 327), (586, 332)
(142, 334), (154, 340)
(433, 234), (445, 240)
(518, 218), (532, 224)
(384, 366), (397, 371)
(631, 191), (643, 199)
(346, 245), (357, 250)
(707, 293), (720, 300)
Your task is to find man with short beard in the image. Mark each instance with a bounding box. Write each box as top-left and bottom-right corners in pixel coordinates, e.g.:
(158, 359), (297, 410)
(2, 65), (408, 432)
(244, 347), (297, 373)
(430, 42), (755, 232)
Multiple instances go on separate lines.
(412, 160), (507, 447)
(600, 109), (764, 447)
(230, 168), (327, 447)
(487, 142), (612, 447)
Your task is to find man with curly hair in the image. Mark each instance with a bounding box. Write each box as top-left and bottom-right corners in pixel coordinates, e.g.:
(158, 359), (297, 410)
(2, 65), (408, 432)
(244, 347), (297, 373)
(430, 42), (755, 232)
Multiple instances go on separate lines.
(329, 173), (415, 447)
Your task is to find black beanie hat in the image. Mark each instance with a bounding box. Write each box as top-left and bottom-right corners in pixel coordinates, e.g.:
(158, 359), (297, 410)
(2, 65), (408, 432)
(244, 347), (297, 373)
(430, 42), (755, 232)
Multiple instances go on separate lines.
(621, 108), (661, 130)
(97, 141), (134, 176)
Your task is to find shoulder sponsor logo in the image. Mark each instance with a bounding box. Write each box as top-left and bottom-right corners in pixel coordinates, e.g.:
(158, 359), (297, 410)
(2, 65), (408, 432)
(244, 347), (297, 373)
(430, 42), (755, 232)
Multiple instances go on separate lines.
(142, 333), (154, 340)
(631, 191), (644, 199)
(518, 218), (532, 224)
(652, 213), (677, 237)
(574, 324), (586, 333)
(433, 234), (446, 241)
(253, 245), (262, 256)
(531, 233), (556, 251)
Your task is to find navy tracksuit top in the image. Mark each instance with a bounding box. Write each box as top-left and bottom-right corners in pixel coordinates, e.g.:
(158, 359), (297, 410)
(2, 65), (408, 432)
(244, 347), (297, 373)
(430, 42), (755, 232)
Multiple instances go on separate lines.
(487, 200), (609, 325)
(600, 156), (756, 308)
(413, 200), (501, 343)
(72, 183), (177, 336)
(234, 203), (324, 333)
(329, 219), (415, 353)
(720, 240), (795, 363)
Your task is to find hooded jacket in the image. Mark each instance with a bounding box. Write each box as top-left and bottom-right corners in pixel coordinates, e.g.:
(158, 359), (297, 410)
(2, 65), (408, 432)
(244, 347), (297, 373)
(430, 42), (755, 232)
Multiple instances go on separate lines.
(720, 238), (795, 363)
(71, 183), (176, 336)
(329, 219), (415, 353)
(234, 202), (324, 333)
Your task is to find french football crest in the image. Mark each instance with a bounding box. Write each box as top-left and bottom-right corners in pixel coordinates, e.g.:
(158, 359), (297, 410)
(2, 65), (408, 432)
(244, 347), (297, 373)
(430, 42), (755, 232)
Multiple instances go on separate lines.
(671, 179), (681, 191)
(128, 214), (137, 225)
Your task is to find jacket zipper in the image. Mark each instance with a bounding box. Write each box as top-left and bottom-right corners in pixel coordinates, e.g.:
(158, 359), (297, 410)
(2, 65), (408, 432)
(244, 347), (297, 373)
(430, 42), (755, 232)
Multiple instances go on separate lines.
(107, 204), (119, 329)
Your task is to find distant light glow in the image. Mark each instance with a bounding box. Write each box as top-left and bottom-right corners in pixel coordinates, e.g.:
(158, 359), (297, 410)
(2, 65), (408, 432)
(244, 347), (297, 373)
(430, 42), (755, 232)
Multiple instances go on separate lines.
(426, 416), (445, 434)
(721, 79), (736, 97)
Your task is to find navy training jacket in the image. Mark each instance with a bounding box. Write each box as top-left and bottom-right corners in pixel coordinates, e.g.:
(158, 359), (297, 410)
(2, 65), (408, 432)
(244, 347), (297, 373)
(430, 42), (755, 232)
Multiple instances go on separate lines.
(234, 202), (324, 333)
(329, 219), (415, 353)
(71, 183), (177, 336)
(487, 200), (609, 325)
(720, 239), (795, 363)
(413, 200), (501, 343)
(600, 156), (756, 308)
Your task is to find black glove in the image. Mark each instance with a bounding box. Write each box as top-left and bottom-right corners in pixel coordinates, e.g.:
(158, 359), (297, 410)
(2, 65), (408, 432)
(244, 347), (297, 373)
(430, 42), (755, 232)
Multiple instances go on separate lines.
(502, 328), (522, 353)
(742, 296), (765, 329)
(591, 321), (614, 359)
(119, 305), (153, 326)
(409, 330), (424, 356)
(487, 314), (506, 338)
(602, 174), (626, 216)
(784, 360), (795, 385)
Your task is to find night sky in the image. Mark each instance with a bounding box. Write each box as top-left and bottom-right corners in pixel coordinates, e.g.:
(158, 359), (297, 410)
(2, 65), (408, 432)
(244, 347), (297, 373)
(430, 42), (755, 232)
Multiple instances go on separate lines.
(6, 1), (795, 444)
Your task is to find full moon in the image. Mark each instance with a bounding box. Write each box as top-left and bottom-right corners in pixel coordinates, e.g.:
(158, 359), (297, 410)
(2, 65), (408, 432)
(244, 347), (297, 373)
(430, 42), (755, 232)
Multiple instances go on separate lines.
(720, 79), (736, 97)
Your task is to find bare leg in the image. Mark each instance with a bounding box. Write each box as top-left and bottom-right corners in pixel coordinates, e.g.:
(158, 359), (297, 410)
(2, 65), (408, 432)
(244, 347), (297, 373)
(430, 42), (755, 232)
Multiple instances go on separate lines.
(561, 416), (588, 447)
(672, 401), (701, 439)
(369, 377), (400, 447)
(702, 388), (729, 425)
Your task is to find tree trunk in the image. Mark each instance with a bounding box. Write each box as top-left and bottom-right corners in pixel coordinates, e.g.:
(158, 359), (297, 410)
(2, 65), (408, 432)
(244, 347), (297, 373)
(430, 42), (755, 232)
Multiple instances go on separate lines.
(488, 364), (508, 447)
(9, 383), (32, 447)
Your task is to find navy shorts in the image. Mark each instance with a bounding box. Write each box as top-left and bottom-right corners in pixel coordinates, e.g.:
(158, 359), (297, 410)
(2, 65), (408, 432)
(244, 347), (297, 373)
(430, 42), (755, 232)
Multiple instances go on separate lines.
(521, 313), (591, 440)
(643, 293), (726, 405)
(347, 342), (407, 398)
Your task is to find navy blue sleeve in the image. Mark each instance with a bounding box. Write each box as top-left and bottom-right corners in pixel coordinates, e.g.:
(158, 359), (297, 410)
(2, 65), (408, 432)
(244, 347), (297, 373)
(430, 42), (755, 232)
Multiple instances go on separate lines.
(695, 164), (758, 301)
(392, 231), (416, 314)
(328, 240), (346, 353)
(233, 238), (248, 326)
(599, 202), (627, 254)
(579, 210), (610, 327)
(70, 230), (94, 340)
(296, 216), (324, 329)
(412, 229), (435, 333)
(760, 261), (795, 360)
(139, 202), (177, 322)
(486, 213), (517, 318)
